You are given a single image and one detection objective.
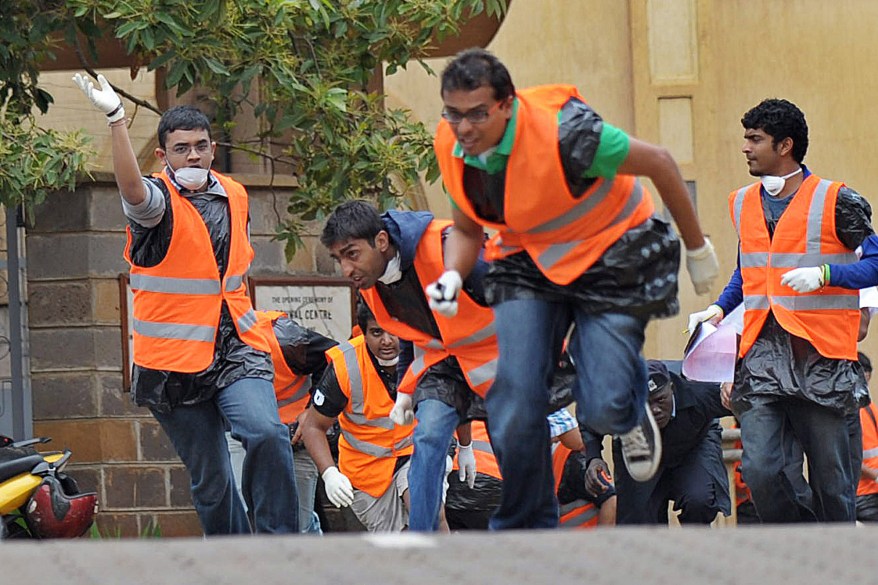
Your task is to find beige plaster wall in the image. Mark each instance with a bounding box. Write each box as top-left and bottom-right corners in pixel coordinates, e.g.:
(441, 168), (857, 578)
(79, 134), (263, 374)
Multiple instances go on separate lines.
(387, 0), (878, 363)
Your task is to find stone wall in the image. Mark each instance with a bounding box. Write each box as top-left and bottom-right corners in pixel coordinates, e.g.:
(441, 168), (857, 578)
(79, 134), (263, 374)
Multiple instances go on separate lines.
(27, 172), (324, 537)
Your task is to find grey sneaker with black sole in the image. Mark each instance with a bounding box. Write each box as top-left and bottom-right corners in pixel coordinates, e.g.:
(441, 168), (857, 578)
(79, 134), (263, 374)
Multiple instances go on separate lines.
(617, 407), (662, 482)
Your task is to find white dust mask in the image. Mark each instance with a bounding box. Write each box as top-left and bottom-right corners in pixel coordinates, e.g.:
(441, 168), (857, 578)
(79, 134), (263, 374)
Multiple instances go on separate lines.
(377, 355), (400, 367)
(378, 252), (403, 285)
(170, 165), (210, 191)
(761, 167), (802, 197)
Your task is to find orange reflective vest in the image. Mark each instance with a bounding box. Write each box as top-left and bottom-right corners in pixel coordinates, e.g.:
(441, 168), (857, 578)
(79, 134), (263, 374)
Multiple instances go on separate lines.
(551, 444), (599, 529)
(328, 336), (415, 498)
(360, 221), (498, 397)
(435, 84), (655, 286)
(256, 311), (311, 424)
(452, 420), (502, 480)
(730, 175), (859, 359)
(858, 403), (878, 496)
(124, 170), (270, 372)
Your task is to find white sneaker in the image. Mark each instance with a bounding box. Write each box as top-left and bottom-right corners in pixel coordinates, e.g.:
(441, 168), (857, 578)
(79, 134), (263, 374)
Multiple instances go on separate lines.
(618, 407), (662, 482)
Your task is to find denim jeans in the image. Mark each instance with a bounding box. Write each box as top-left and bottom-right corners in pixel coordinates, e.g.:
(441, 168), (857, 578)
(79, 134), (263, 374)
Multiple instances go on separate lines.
(407, 399), (459, 531)
(486, 299), (649, 530)
(227, 434), (320, 534)
(151, 377), (299, 535)
(738, 396), (855, 523)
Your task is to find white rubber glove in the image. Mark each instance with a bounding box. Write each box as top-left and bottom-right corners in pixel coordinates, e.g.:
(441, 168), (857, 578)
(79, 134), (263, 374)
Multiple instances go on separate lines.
(780, 266), (825, 293)
(686, 237), (720, 295)
(457, 442), (477, 489)
(425, 270), (463, 318)
(321, 466), (354, 508)
(389, 392), (414, 426)
(72, 73), (125, 123)
(687, 304), (723, 334)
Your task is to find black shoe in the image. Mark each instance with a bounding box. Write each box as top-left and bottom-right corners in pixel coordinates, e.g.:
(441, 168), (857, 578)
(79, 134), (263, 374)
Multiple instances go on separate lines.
(618, 407), (662, 481)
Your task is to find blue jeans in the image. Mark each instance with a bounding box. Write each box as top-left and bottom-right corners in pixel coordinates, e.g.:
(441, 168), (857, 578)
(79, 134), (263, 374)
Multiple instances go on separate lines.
(151, 377), (299, 535)
(486, 299), (648, 530)
(407, 399), (459, 531)
(738, 397), (855, 523)
(227, 434), (320, 534)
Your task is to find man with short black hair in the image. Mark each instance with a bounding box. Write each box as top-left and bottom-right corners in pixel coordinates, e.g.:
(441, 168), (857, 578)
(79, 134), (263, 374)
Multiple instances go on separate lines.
(302, 303), (417, 532)
(429, 48), (718, 530)
(73, 73), (299, 535)
(689, 98), (878, 523)
(321, 201), (489, 531)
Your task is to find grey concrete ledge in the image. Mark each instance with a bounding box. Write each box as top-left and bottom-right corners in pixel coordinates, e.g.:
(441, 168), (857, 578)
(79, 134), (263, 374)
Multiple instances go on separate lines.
(2, 525), (877, 585)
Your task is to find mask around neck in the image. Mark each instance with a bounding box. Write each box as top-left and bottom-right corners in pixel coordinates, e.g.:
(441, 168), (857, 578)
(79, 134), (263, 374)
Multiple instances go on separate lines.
(378, 251), (402, 285)
(761, 167), (802, 197)
(169, 164), (210, 191)
(377, 355), (400, 367)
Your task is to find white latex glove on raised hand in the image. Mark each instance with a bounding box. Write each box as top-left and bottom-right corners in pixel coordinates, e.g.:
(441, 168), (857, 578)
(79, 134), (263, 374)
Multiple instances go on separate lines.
(389, 392), (414, 426)
(780, 266), (825, 293)
(686, 237), (720, 295)
(687, 304), (723, 334)
(425, 270), (463, 318)
(72, 73), (125, 123)
(321, 466), (354, 508)
(457, 442), (477, 489)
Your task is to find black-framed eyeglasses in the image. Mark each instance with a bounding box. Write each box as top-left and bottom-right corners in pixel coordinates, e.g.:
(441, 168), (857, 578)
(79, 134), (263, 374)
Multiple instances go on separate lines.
(441, 100), (504, 125)
(169, 142), (212, 156)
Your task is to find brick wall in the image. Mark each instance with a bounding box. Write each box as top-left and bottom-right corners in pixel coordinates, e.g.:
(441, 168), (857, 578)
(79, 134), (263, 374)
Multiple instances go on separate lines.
(28, 173), (325, 537)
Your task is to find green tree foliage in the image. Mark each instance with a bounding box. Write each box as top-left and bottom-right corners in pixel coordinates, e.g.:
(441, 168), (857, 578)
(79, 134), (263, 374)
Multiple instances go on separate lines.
(0, 2), (92, 214)
(5, 0), (505, 253)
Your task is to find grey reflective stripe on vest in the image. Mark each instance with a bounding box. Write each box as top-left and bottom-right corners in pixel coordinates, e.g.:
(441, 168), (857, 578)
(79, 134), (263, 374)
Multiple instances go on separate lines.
(743, 295), (770, 311)
(236, 308), (258, 334)
(768, 252), (858, 267)
(863, 447), (878, 459)
(732, 186), (749, 236)
(467, 358), (498, 388)
(472, 440), (494, 455)
(536, 181), (644, 270)
(395, 435), (414, 451)
(770, 294), (859, 311)
(133, 319), (215, 342)
(409, 323), (496, 378)
(343, 411), (395, 430)
(559, 500), (599, 527)
(129, 273), (221, 295)
(337, 340), (395, 430)
(527, 178), (619, 234)
(447, 323), (497, 348)
(225, 274), (244, 292)
(740, 252), (768, 268)
(744, 293), (857, 311)
(408, 345), (429, 379)
(340, 428), (394, 458)
(277, 377), (312, 408)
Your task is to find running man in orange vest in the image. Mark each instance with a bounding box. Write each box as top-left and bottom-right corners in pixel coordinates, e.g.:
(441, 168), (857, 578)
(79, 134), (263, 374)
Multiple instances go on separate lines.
(301, 303), (416, 531)
(427, 48), (719, 530)
(321, 201), (490, 531)
(689, 98), (878, 523)
(73, 75), (299, 535)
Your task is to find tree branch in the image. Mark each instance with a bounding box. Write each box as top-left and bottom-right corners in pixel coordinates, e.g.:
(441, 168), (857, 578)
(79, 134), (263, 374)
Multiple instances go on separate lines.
(73, 38), (162, 116)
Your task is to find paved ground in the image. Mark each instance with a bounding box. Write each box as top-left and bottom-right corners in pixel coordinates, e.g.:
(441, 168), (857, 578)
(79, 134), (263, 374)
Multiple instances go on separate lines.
(2, 525), (877, 584)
